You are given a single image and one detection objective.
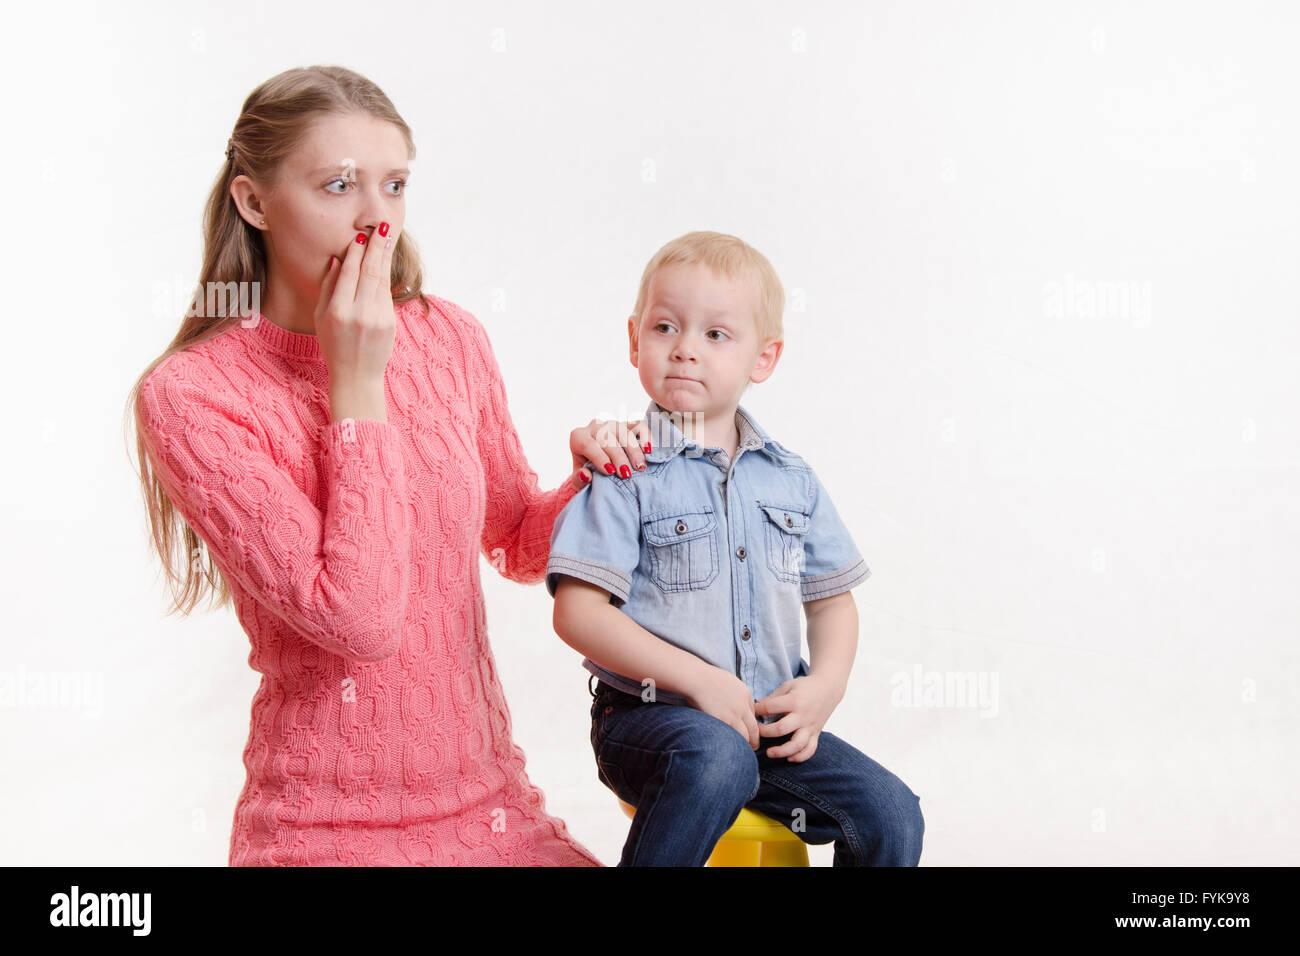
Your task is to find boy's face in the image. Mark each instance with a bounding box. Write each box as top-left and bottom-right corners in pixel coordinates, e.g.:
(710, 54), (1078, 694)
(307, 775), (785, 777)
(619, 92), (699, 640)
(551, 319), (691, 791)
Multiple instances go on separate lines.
(628, 261), (782, 419)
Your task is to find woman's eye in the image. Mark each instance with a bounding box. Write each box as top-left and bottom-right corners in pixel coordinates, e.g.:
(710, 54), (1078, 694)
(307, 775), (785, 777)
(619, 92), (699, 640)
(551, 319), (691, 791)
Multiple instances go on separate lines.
(324, 179), (408, 195)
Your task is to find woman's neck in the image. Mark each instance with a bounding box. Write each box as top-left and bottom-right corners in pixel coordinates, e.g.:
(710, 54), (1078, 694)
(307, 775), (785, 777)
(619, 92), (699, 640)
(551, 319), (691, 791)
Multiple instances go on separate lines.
(258, 272), (318, 335)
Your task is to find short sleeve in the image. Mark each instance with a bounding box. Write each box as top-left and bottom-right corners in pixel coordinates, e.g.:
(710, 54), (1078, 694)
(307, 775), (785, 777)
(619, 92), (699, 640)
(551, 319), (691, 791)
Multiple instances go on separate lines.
(545, 471), (641, 606)
(799, 468), (871, 602)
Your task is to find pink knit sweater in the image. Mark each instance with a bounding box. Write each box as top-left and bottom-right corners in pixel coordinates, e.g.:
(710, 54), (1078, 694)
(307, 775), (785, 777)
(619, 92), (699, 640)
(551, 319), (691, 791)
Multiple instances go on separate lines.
(137, 292), (601, 866)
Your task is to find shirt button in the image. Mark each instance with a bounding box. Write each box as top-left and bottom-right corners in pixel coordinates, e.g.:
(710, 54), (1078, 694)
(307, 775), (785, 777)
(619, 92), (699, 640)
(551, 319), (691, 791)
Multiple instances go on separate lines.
(784, 515), (793, 527)
(736, 546), (746, 560)
(675, 520), (687, 534)
(741, 626), (751, 640)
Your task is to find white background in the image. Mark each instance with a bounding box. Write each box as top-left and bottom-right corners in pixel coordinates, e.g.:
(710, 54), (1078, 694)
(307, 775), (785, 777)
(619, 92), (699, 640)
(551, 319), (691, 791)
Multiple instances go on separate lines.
(2, 0), (1296, 866)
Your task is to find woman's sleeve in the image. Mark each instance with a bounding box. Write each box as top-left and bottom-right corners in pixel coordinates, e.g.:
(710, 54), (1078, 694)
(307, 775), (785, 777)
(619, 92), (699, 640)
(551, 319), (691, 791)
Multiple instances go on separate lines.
(137, 359), (411, 662)
(455, 302), (580, 585)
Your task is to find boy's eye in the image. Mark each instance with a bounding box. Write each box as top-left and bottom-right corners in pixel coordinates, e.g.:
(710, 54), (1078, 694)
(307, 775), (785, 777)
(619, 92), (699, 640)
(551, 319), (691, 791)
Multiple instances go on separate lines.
(654, 322), (726, 340)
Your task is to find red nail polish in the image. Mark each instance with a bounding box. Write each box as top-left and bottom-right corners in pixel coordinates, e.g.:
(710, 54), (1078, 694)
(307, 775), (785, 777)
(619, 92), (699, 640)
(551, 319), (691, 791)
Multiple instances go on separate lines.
(643, 443), (652, 453)
(580, 469), (592, 483)
(620, 465), (631, 478)
(356, 232), (366, 244)
(604, 463), (615, 475)
(328, 256), (337, 270)
(379, 222), (390, 237)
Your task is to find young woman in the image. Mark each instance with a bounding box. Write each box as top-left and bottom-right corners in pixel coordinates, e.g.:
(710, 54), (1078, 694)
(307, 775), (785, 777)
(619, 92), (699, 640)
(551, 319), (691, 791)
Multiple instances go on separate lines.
(126, 65), (649, 865)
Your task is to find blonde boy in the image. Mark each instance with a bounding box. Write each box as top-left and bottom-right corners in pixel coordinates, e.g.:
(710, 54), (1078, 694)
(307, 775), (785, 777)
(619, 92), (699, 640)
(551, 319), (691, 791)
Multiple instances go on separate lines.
(546, 231), (924, 866)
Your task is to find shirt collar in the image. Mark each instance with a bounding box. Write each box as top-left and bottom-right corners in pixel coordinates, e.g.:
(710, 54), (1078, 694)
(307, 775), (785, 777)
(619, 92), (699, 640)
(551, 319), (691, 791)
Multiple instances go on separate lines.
(642, 399), (774, 464)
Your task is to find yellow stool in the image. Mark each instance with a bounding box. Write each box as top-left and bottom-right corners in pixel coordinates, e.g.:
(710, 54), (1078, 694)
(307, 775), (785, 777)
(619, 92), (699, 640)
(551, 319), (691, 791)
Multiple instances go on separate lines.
(618, 799), (810, 866)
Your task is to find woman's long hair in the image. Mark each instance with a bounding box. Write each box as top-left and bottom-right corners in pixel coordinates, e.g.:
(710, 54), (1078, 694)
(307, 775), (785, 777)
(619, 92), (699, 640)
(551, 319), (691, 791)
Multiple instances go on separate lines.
(124, 65), (428, 615)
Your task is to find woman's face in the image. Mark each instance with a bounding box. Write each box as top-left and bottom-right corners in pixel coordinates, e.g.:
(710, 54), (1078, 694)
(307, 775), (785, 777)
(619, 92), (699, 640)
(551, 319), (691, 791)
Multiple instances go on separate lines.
(231, 110), (409, 304)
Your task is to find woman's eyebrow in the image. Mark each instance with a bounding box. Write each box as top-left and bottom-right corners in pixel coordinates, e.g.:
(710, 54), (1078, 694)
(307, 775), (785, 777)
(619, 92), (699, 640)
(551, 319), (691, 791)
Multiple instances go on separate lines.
(307, 165), (411, 176)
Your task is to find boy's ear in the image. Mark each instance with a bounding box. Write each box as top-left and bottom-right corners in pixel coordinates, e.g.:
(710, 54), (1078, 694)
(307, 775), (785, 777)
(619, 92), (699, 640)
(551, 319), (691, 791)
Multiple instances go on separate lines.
(750, 337), (783, 384)
(627, 315), (639, 367)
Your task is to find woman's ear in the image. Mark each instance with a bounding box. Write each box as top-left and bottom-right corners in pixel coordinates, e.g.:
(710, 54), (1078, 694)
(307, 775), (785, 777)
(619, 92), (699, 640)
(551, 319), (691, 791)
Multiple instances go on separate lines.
(229, 175), (269, 231)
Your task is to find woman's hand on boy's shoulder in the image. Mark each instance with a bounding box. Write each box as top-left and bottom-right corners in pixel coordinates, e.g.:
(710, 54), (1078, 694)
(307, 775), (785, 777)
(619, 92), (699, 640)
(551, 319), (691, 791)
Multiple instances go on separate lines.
(567, 416), (653, 489)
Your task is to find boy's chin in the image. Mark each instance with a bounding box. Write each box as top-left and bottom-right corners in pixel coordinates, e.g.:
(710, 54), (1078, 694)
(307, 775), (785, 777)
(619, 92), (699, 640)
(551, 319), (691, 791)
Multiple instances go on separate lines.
(650, 396), (736, 422)
(651, 394), (702, 414)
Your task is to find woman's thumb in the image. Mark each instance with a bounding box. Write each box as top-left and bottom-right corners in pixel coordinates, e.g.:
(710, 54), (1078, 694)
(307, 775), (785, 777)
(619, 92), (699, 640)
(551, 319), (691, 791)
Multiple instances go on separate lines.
(569, 465), (594, 492)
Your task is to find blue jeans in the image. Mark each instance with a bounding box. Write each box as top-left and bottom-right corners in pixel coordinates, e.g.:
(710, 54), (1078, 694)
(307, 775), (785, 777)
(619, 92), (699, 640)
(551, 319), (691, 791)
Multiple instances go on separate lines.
(589, 677), (925, 866)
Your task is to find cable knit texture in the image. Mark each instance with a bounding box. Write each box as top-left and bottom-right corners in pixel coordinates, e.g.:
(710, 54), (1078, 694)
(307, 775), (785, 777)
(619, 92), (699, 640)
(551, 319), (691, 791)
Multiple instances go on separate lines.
(137, 292), (598, 866)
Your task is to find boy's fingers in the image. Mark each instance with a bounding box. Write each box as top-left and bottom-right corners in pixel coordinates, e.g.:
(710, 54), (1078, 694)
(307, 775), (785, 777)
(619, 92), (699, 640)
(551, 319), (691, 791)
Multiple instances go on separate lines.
(789, 739), (818, 763)
(766, 728), (806, 760)
(757, 713), (795, 737)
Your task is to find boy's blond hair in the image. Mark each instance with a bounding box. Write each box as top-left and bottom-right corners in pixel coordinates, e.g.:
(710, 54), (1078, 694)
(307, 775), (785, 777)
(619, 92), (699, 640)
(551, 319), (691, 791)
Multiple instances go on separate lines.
(632, 231), (784, 348)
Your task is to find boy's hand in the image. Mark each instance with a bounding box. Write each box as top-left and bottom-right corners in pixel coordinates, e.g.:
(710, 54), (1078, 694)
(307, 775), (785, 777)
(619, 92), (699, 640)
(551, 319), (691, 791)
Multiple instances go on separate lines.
(753, 674), (843, 762)
(683, 664), (761, 751)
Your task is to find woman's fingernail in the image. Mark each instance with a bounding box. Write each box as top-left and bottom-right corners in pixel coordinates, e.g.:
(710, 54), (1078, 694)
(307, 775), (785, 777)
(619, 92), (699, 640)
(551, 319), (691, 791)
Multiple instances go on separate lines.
(619, 465), (631, 478)
(328, 255), (337, 269)
(604, 463), (615, 475)
(356, 232), (366, 244)
(643, 443), (652, 453)
(580, 469), (592, 483)
(379, 222), (390, 237)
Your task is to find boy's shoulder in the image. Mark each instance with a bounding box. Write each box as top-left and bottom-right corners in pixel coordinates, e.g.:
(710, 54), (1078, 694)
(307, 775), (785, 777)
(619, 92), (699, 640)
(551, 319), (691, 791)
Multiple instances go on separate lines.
(759, 435), (808, 464)
(733, 405), (810, 467)
(744, 426), (815, 474)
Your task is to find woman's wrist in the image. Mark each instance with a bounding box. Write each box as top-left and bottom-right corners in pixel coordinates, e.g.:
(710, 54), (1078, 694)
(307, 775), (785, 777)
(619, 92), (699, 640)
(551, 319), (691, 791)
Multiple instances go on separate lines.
(330, 380), (387, 423)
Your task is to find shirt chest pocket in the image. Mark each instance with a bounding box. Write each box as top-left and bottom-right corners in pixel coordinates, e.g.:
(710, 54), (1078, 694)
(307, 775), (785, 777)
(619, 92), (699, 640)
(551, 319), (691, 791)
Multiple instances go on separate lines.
(758, 503), (811, 583)
(641, 507), (719, 592)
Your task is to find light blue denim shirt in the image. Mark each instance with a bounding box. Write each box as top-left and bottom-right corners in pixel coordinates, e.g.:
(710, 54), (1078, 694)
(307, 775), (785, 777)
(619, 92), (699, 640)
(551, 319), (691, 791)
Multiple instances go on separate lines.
(546, 399), (870, 715)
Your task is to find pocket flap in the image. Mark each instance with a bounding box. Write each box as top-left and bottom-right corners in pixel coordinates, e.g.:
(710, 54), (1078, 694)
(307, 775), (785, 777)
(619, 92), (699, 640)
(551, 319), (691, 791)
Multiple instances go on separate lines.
(758, 503), (811, 535)
(642, 508), (717, 545)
